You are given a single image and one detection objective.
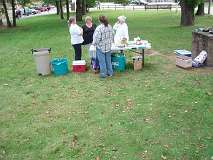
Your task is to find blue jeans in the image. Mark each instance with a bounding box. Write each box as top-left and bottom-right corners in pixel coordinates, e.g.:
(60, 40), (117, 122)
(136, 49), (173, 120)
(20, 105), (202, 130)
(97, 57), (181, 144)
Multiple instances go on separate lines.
(96, 48), (113, 78)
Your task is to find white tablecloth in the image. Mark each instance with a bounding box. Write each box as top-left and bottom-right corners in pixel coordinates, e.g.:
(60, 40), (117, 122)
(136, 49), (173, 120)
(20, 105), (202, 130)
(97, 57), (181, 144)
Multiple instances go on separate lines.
(111, 41), (151, 51)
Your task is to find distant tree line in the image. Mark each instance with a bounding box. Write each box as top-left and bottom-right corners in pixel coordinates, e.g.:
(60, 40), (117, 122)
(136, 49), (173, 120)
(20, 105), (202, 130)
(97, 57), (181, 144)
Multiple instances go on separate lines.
(0, 0), (212, 27)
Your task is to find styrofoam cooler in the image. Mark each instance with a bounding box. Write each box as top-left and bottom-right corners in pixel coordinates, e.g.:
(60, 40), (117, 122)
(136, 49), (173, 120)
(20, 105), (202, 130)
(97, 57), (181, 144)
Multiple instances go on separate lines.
(72, 60), (86, 73)
(32, 48), (51, 76)
(176, 55), (192, 68)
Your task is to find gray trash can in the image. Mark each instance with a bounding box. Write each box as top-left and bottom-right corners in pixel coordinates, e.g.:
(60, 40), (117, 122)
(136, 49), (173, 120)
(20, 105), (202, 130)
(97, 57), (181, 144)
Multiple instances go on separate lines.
(32, 48), (51, 76)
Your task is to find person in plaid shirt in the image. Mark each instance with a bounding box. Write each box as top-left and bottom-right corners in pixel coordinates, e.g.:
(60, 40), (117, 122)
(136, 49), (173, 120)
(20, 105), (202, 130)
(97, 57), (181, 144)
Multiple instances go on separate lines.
(92, 15), (114, 78)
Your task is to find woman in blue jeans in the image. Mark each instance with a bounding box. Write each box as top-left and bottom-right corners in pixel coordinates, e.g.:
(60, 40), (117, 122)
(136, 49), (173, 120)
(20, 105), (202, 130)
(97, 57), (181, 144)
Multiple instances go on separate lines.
(92, 15), (114, 78)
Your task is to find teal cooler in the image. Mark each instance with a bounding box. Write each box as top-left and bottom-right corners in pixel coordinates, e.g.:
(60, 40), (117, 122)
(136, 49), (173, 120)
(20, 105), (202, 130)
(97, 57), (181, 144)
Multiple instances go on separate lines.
(111, 54), (126, 72)
(51, 58), (68, 76)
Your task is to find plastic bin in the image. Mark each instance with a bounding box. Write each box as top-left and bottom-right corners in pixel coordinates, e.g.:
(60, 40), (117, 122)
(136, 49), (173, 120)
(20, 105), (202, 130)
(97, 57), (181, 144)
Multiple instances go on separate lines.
(32, 48), (51, 76)
(51, 58), (68, 76)
(111, 54), (126, 72)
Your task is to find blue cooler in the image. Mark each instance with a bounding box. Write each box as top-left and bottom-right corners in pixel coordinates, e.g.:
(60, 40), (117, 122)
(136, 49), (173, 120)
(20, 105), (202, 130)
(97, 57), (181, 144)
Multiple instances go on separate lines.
(51, 58), (68, 76)
(111, 54), (126, 72)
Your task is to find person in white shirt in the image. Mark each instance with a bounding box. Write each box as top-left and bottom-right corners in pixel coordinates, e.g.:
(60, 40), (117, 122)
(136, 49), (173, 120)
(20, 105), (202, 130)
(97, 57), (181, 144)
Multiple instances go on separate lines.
(113, 16), (129, 45)
(68, 17), (84, 60)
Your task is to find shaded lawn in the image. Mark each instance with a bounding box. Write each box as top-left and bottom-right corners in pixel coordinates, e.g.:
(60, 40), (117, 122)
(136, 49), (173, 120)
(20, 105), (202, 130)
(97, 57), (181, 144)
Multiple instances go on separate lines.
(0, 11), (213, 160)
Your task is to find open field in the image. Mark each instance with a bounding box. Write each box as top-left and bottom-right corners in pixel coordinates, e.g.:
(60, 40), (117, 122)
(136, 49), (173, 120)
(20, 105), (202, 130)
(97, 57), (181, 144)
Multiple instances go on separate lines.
(0, 11), (213, 160)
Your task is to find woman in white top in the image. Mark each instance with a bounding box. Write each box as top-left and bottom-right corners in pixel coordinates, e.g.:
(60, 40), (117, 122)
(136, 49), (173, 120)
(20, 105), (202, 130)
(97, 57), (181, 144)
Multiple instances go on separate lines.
(68, 17), (84, 60)
(113, 16), (129, 45)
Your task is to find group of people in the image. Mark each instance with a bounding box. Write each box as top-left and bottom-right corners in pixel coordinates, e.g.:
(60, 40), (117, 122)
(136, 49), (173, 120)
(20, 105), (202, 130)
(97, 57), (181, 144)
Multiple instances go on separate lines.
(68, 15), (129, 78)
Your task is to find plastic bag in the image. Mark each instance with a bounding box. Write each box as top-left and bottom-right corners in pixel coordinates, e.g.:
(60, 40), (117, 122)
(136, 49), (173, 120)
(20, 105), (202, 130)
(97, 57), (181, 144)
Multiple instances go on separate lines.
(192, 50), (207, 68)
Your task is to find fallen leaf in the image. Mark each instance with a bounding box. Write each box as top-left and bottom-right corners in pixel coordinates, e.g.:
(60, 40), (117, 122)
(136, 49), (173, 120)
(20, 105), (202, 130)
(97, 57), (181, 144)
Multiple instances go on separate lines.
(163, 144), (169, 149)
(161, 155), (167, 160)
(207, 91), (213, 96)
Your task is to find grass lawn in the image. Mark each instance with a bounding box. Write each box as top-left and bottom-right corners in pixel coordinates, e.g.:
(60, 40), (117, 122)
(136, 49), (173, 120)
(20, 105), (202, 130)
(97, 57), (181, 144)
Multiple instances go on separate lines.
(0, 11), (213, 160)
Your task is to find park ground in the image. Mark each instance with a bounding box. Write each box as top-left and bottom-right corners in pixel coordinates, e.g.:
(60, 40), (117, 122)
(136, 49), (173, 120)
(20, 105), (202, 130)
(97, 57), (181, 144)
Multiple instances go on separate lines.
(0, 11), (213, 160)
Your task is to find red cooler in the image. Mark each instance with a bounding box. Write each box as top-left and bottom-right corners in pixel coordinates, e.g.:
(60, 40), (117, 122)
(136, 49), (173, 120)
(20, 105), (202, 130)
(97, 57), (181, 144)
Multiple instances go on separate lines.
(72, 60), (86, 73)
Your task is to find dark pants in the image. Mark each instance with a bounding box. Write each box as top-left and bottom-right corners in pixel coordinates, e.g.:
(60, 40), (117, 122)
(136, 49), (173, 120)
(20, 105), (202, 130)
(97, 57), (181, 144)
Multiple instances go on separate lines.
(72, 44), (82, 60)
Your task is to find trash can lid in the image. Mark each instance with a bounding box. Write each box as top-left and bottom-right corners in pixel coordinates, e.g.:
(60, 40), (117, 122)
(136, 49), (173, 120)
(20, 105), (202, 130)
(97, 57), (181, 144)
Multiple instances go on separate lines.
(33, 51), (50, 56)
(32, 48), (51, 53)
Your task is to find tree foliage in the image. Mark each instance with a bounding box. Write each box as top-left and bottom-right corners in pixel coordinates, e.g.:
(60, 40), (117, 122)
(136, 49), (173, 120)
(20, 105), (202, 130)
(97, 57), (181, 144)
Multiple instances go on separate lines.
(43, 0), (57, 5)
(182, 0), (202, 8)
(16, 0), (31, 6)
(114, 0), (129, 4)
(86, 0), (96, 8)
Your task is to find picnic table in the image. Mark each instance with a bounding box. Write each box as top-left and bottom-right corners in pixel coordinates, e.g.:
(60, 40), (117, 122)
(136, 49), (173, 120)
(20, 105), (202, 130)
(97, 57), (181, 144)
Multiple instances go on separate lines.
(111, 41), (151, 67)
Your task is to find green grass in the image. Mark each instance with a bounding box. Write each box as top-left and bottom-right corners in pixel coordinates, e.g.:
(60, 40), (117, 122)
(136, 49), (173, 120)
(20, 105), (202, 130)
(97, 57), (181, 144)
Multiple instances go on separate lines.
(0, 11), (213, 160)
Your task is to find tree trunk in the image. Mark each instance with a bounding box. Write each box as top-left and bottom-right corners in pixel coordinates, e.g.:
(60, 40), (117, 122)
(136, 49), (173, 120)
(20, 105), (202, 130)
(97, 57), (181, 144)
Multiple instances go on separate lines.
(66, 0), (69, 20)
(2, 0), (12, 27)
(208, 0), (211, 14)
(82, 0), (86, 15)
(76, 0), (82, 21)
(86, 4), (89, 13)
(11, 0), (16, 27)
(59, 0), (64, 19)
(0, 19), (3, 26)
(180, 0), (195, 26)
(196, 2), (205, 16)
(56, 1), (60, 15)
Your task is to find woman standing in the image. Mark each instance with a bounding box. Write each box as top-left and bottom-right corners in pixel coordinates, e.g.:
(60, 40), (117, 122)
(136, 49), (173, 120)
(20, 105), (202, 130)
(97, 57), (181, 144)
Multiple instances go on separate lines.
(92, 15), (114, 78)
(113, 16), (129, 45)
(82, 16), (96, 58)
(68, 17), (84, 60)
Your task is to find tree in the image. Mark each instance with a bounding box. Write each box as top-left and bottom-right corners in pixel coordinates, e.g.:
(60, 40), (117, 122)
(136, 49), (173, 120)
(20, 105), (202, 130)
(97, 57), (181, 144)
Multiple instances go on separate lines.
(43, 0), (60, 15)
(76, 0), (82, 21)
(65, 0), (69, 20)
(208, 0), (212, 14)
(59, 0), (64, 19)
(56, 0), (59, 15)
(11, 0), (16, 26)
(114, 0), (128, 4)
(82, 0), (86, 15)
(86, 0), (96, 12)
(196, 1), (204, 16)
(16, 0), (30, 6)
(180, 0), (200, 26)
(2, 0), (12, 27)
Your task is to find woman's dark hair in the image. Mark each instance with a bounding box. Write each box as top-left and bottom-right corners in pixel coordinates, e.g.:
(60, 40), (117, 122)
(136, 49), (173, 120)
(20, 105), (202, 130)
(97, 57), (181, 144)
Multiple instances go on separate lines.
(99, 15), (109, 27)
